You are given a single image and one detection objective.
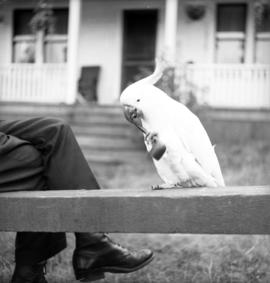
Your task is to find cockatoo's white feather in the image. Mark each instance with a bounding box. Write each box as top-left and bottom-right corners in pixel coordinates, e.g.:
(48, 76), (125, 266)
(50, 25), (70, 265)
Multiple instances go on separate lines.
(120, 61), (225, 188)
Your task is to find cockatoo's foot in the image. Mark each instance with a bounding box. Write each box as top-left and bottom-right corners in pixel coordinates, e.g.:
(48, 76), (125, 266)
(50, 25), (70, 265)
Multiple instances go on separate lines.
(145, 132), (166, 161)
(145, 131), (159, 145)
(180, 179), (193, 188)
(151, 183), (181, 190)
(180, 179), (204, 188)
(152, 180), (201, 190)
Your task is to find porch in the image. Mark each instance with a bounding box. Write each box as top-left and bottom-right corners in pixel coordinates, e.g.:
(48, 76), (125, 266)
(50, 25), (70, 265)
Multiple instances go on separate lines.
(0, 63), (269, 108)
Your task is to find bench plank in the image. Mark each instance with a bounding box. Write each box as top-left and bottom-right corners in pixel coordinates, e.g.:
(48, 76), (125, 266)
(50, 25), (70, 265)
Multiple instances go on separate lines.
(0, 186), (270, 234)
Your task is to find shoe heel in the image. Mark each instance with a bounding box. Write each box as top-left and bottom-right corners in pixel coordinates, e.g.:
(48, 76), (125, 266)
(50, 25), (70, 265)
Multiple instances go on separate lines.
(75, 270), (105, 282)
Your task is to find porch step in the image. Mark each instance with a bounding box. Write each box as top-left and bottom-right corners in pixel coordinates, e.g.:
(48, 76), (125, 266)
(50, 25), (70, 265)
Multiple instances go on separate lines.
(0, 103), (132, 128)
(70, 116), (129, 126)
(71, 124), (132, 138)
(0, 101), (121, 113)
(76, 135), (142, 150)
(83, 149), (148, 165)
(0, 102), (72, 118)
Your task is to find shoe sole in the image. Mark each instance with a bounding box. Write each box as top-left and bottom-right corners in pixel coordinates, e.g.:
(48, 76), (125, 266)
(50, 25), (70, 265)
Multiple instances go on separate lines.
(89, 253), (154, 274)
(76, 255), (154, 282)
(78, 271), (105, 282)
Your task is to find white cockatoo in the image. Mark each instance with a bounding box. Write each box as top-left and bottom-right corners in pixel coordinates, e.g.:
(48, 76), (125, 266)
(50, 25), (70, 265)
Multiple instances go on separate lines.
(120, 60), (225, 189)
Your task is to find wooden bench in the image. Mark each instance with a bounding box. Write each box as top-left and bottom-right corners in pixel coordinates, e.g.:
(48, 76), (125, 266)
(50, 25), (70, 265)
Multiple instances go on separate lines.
(0, 186), (270, 234)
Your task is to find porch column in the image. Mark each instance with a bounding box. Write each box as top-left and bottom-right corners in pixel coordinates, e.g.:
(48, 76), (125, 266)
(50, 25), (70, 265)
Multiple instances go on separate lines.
(35, 30), (44, 64)
(67, 0), (81, 104)
(164, 0), (178, 62)
(245, 1), (255, 63)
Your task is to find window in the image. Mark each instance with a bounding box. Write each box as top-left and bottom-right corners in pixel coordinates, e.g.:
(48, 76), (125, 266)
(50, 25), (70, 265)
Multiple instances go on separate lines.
(44, 9), (68, 63)
(216, 4), (247, 63)
(255, 7), (270, 63)
(13, 9), (35, 63)
(13, 8), (68, 63)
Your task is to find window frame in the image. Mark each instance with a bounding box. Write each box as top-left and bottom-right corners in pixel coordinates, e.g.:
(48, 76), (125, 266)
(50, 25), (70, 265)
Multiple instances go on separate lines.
(215, 2), (248, 64)
(12, 7), (69, 64)
(214, 0), (270, 64)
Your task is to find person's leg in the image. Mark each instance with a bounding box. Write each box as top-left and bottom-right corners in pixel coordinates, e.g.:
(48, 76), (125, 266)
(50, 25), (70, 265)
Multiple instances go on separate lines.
(0, 133), (45, 192)
(0, 117), (108, 258)
(0, 134), (66, 282)
(12, 232), (66, 283)
(0, 117), (103, 270)
(0, 118), (153, 282)
(0, 117), (100, 190)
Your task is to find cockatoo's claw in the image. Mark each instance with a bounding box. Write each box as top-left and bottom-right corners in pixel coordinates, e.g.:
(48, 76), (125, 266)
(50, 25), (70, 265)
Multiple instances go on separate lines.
(180, 180), (189, 188)
(151, 184), (163, 190)
(178, 179), (201, 188)
(151, 186), (160, 190)
(151, 184), (166, 191)
(145, 132), (159, 145)
(151, 183), (180, 190)
(174, 182), (183, 188)
(152, 181), (200, 190)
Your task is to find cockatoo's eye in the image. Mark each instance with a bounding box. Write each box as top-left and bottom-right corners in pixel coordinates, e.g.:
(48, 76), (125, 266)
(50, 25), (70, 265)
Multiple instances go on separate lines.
(136, 99), (140, 102)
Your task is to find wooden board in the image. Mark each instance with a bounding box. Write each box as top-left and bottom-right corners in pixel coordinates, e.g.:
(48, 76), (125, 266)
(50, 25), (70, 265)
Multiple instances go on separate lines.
(1, 186), (270, 234)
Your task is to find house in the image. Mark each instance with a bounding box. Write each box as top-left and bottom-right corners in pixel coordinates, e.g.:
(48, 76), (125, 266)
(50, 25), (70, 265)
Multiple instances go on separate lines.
(0, 0), (269, 109)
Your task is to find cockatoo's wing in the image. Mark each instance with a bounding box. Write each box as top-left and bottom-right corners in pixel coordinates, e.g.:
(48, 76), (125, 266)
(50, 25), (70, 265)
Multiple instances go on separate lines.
(168, 100), (225, 186)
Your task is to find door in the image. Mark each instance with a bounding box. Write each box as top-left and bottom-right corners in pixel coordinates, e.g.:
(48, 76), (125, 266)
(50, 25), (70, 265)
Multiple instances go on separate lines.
(121, 9), (158, 90)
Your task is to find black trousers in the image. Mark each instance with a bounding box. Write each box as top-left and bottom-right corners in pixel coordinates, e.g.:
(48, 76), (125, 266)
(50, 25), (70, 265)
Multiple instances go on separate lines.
(0, 117), (101, 264)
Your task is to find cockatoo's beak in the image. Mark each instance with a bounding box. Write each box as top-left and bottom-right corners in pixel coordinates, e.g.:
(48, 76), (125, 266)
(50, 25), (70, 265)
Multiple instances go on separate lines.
(123, 105), (137, 122)
(123, 105), (146, 134)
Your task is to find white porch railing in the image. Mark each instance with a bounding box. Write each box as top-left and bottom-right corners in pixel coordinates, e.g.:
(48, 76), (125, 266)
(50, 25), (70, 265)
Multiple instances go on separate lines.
(0, 63), (269, 108)
(183, 64), (270, 109)
(0, 64), (68, 104)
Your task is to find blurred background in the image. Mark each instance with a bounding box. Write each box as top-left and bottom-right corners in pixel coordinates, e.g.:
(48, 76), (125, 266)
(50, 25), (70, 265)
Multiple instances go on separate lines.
(0, 0), (270, 282)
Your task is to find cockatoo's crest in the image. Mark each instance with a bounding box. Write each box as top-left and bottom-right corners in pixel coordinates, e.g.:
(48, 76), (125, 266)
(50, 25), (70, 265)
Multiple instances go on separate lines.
(120, 58), (171, 115)
(131, 58), (167, 86)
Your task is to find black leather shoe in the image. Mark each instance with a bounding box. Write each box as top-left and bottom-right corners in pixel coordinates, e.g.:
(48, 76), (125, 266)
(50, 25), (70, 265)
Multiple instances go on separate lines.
(11, 261), (47, 283)
(73, 234), (154, 282)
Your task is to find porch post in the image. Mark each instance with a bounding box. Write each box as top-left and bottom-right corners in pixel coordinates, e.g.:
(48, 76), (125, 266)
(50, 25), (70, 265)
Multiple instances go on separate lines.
(35, 30), (44, 64)
(67, 0), (81, 104)
(245, 1), (255, 63)
(164, 0), (178, 62)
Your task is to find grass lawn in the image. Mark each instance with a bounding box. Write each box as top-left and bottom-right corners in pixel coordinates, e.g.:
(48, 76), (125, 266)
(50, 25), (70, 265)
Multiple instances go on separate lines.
(1, 140), (270, 282)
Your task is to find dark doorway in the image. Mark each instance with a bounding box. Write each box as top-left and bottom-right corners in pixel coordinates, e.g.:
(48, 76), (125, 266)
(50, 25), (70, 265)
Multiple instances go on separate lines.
(121, 9), (158, 90)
